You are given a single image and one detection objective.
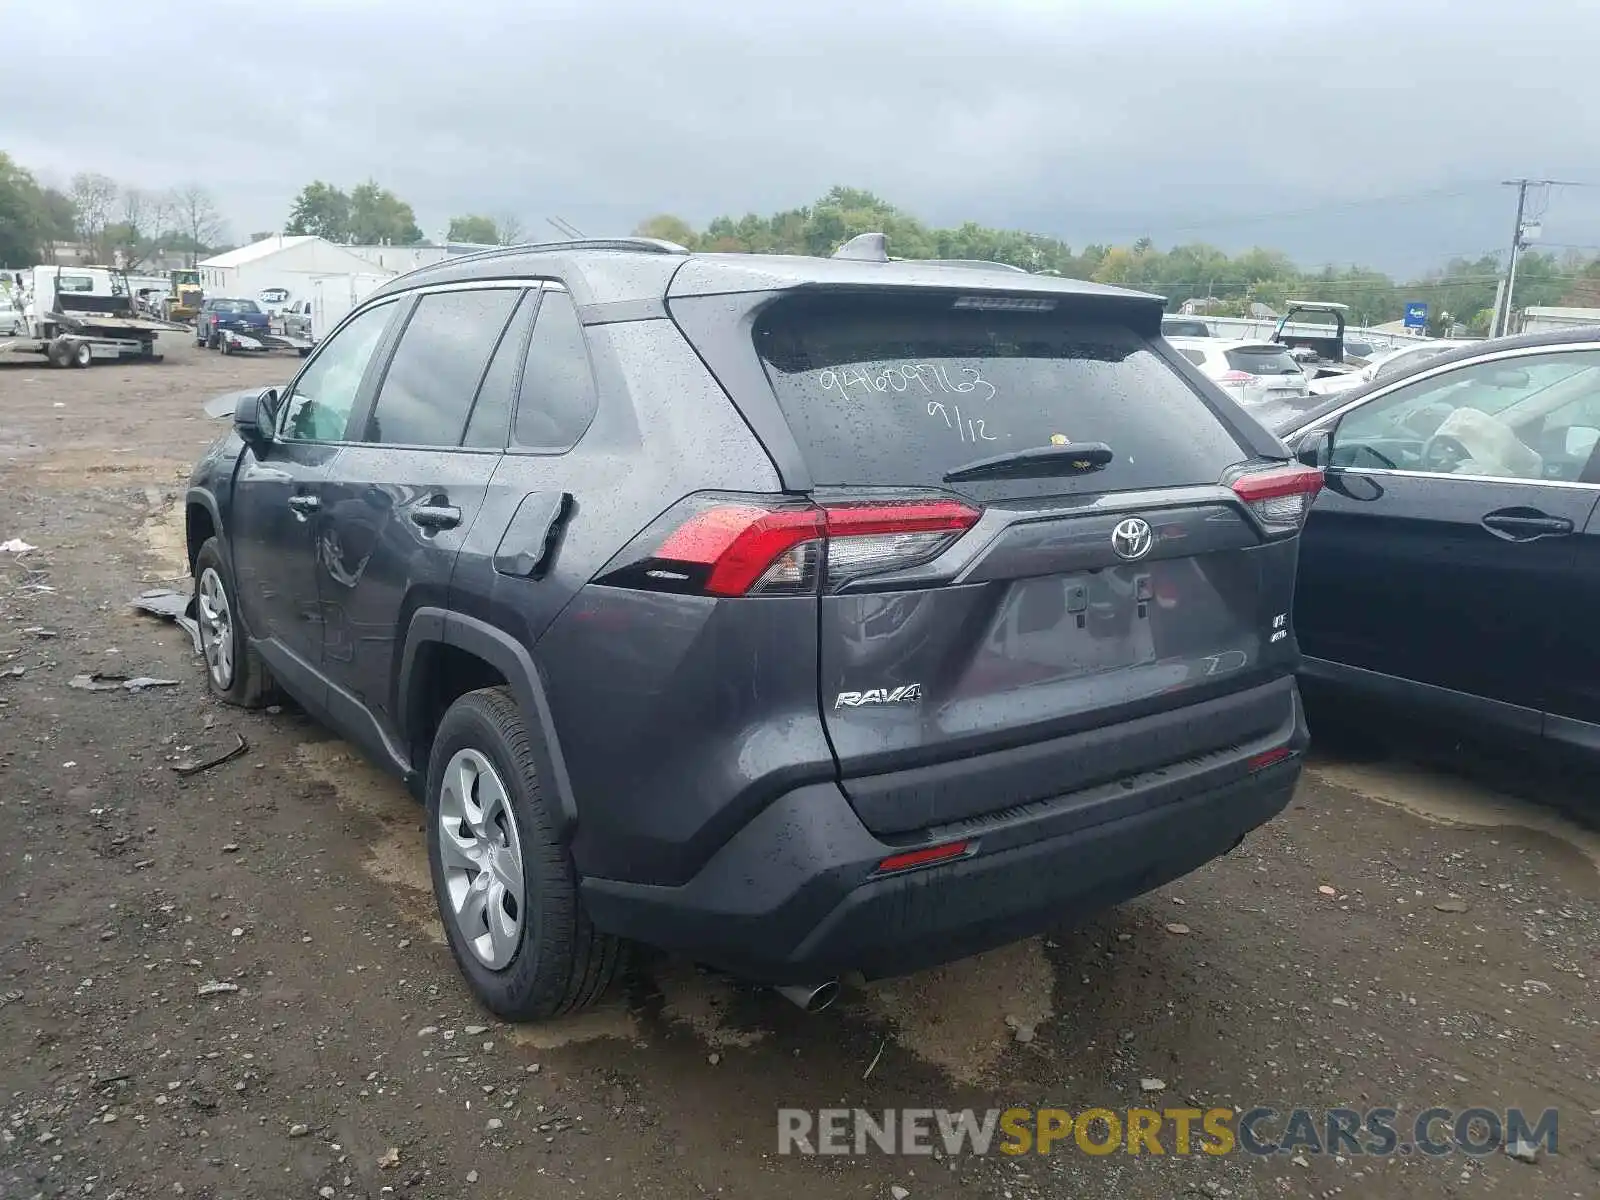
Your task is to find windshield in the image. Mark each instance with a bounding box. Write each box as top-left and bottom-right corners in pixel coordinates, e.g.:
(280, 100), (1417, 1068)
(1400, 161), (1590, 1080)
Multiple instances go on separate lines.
(754, 293), (1247, 498)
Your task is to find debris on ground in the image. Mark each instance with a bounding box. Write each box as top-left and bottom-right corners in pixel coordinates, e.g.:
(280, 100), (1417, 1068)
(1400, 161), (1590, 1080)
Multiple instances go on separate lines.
(0, 989), (21, 1008)
(0, 538), (37, 554)
(378, 1147), (401, 1169)
(21, 626), (56, 638)
(171, 733), (249, 777)
(131, 588), (202, 654)
(1507, 1138), (1541, 1164)
(196, 981), (240, 997)
(1435, 899), (1470, 912)
(0, 666), (24, 680)
(70, 672), (180, 692)
(863, 1037), (886, 1080)
(1140, 1078), (1167, 1093)
(1165, 922), (1191, 935)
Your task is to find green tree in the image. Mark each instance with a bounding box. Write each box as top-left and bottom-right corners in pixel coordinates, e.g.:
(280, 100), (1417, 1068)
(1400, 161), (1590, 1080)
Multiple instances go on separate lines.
(0, 152), (50, 265)
(638, 186), (1598, 333)
(348, 181), (422, 244)
(632, 214), (699, 247)
(286, 181), (351, 240)
(36, 185), (77, 245)
(448, 214), (500, 244)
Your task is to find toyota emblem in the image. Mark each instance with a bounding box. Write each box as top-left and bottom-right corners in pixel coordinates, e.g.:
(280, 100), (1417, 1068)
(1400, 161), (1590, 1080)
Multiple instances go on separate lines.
(1111, 517), (1154, 561)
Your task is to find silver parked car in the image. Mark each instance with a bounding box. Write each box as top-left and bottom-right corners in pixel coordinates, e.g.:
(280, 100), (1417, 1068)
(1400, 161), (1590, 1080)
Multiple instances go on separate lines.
(1167, 337), (1310, 409)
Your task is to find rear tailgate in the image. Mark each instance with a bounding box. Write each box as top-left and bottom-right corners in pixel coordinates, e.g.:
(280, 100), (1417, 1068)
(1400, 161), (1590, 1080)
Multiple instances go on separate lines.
(674, 284), (1310, 836)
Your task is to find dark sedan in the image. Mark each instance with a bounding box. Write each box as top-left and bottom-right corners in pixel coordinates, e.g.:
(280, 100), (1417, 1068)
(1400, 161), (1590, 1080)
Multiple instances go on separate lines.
(1268, 326), (1600, 759)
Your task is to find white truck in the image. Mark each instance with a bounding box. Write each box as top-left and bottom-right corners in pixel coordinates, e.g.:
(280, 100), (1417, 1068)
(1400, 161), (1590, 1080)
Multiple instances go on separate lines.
(0, 265), (184, 367)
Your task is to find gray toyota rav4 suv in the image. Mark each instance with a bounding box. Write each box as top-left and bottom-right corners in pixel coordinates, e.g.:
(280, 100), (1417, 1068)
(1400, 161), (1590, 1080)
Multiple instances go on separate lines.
(186, 234), (1318, 1019)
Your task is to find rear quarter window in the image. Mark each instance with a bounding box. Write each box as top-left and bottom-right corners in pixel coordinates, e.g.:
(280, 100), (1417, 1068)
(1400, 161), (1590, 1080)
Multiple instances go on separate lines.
(754, 294), (1248, 496)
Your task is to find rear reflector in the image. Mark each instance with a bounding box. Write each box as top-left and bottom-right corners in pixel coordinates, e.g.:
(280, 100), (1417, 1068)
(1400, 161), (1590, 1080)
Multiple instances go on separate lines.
(1247, 746), (1293, 771)
(1230, 463), (1323, 535)
(601, 494), (981, 597)
(875, 840), (972, 874)
(1218, 370), (1257, 384)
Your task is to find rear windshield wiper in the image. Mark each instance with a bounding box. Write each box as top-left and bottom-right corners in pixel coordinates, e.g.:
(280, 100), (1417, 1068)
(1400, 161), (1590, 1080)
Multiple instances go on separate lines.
(942, 442), (1114, 483)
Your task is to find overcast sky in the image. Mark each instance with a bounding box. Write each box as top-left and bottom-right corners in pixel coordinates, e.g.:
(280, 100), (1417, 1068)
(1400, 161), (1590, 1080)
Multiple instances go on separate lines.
(6, 0), (1598, 276)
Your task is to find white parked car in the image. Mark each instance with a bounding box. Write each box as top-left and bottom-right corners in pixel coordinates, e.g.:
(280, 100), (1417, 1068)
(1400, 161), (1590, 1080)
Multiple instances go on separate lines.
(1306, 339), (1476, 397)
(1168, 337), (1310, 408)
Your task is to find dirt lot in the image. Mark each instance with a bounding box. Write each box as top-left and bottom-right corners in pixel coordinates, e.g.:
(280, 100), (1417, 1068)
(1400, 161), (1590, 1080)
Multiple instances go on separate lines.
(1, 338), (1597, 1200)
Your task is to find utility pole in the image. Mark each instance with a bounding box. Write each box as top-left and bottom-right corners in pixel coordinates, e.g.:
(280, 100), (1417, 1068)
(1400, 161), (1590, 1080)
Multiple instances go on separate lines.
(1495, 178), (1584, 337)
(1495, 180), (1529, 339)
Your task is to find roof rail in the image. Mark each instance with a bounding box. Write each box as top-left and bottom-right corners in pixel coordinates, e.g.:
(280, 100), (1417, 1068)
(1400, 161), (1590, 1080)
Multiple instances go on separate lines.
(439, 237), (691, 269)
(915, 258), (1030, 273)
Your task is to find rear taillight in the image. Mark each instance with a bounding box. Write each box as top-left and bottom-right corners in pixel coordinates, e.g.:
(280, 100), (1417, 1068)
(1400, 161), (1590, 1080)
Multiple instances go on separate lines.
(597, 494), (981, 597)
(1229, 463), (1324, 535)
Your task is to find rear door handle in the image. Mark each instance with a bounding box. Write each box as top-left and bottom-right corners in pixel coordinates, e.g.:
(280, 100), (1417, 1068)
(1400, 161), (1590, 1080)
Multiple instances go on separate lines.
(1481, 510), (1574, 538)
(286, 494), (320, 514)
(411, 503), (462, 531)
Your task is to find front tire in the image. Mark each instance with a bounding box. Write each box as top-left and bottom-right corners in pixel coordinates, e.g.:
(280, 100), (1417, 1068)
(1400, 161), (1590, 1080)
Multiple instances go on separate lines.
(192, 537), (271, 707)
(71, 341), (92, 368)
(426, 687), (623, 1020)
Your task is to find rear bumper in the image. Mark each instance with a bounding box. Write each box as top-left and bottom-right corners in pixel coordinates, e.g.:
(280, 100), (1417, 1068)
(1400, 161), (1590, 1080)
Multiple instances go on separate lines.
(580, 685), (1308, 983)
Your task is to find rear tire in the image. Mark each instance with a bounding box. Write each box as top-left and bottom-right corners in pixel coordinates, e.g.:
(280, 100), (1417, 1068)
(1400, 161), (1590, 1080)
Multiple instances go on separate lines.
(70, 341), (92, 368)
(426, 687), (623, 1020)
(192, 537), (272, 708)
(219, 334), (232, 356)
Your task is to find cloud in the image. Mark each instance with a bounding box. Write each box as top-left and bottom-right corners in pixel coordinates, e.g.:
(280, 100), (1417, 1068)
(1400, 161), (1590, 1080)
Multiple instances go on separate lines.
(4, 0), (1596, 272)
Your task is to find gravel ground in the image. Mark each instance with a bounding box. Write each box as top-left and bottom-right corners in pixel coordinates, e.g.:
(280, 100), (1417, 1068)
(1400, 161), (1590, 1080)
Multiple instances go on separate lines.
(1, 339), (1597, 1199)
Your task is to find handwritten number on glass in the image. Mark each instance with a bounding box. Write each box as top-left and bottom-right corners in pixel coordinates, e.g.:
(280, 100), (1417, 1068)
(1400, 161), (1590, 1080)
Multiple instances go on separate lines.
(821, 363), (1000, 444)
(926, 402), (996, 444)
(819, 362), (998, 405)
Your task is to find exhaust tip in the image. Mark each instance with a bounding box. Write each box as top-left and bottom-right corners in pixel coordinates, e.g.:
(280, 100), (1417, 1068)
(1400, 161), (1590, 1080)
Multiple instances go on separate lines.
(775, 980), (841, 1013)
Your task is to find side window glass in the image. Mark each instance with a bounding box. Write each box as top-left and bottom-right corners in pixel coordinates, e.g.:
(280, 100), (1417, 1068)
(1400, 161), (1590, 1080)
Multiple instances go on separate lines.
(362, 288), (521, 447)
(1330, 352), (1600, 481)
(463, 292), (537, 449)
(512, 290), (599, 452)
(280, 301), (396, 443)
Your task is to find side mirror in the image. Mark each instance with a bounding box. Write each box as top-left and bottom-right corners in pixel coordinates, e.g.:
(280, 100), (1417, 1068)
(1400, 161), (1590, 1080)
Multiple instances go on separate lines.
(233, 388), (278, 446)
(1293, 428), (1331, 469)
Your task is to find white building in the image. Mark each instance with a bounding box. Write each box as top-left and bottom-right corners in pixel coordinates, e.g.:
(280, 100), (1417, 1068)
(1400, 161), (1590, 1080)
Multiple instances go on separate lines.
(1520, 306), (1600, 334)
(198, 235), (390, 301)
(345, 241), (497, 275)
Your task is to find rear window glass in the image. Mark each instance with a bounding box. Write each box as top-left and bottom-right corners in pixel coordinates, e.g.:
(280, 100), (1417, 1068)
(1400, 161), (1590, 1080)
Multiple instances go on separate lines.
(1162, 318), (1210, 337)
(754, 295), (1246, 495)
(1224, 346), (1302, 377)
